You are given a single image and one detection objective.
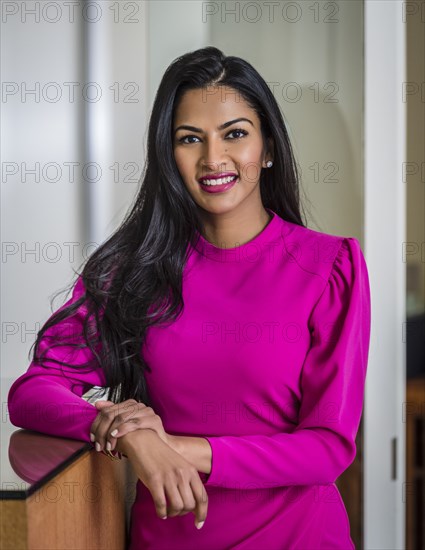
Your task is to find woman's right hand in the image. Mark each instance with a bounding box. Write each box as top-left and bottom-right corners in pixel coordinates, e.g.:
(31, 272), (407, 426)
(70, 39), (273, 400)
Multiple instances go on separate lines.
(116, 428), (208, 529)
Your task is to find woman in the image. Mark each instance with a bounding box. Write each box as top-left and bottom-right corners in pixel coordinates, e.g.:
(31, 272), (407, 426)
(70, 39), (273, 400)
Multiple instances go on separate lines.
(8, 46), (371, 549)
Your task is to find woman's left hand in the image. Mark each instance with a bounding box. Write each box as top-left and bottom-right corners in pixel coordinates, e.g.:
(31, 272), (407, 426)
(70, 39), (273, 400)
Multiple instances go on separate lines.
(89, 399), (172, 453)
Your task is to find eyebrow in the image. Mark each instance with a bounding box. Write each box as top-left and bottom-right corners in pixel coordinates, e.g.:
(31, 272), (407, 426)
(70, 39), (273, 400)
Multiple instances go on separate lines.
(174, 117), (254, 135)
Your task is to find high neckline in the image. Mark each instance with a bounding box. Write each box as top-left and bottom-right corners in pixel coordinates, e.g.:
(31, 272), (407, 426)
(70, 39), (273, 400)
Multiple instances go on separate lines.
(192, 208), (282, 262)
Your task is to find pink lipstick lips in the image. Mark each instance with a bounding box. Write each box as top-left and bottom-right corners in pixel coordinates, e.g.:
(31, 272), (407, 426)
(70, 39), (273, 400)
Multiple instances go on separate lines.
(198, 173), (239, 194)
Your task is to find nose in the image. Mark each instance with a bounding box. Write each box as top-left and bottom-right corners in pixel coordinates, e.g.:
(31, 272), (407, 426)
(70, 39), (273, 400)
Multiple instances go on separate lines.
(200, 136), (229, 174)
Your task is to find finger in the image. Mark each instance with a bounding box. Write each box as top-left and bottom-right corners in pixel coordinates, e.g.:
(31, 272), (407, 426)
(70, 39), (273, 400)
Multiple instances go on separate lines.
(92, 401), (144, 451)
(149, 483), (169, 520)
(108, 409), (156, 438)
(93, 399), (143, 431)
(91, 404), (125, 451)
(163, 481), (185, 519)
(90, 407), (112, 443)
(90, 402), (115, 442)
(175, 478), (197, 517)
(107, 414), (160, 452)
(190, 477), (208, 529)
(107, 421), (143, 451)
(94, 400), (115, 408)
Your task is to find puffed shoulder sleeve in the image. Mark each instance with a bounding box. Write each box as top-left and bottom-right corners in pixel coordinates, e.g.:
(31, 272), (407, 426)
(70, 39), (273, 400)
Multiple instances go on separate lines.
(201, 237), (371, 488)
(7, 276), (106, 443)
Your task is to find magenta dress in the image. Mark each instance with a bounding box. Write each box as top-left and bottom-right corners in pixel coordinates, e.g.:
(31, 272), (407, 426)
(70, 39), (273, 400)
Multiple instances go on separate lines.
(7, 208), (371, 549)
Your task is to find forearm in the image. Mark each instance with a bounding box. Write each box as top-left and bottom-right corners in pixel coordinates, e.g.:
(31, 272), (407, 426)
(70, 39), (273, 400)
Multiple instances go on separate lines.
(113, 430), (212, 475)
(169, 435), (212, 475)
(8, 372), (100, 443)
(113, 428), (157, 457)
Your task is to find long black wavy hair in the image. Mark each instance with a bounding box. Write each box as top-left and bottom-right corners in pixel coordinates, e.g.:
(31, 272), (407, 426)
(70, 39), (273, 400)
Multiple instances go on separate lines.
(30, 46), (308, 406)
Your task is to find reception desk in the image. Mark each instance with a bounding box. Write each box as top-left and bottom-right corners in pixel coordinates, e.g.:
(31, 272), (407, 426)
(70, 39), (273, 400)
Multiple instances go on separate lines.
(1, 378), (137, 549)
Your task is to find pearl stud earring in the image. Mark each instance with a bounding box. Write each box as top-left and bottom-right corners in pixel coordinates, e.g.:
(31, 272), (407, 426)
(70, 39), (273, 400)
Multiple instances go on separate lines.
(266, 161), (273, 168)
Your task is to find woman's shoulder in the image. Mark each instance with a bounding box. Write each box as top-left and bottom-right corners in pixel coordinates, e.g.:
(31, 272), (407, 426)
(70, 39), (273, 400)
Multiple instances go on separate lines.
(279, 217), (363, 283)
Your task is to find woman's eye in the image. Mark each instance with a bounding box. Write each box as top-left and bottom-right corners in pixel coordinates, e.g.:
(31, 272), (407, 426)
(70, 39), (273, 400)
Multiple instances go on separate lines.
(227, 128), (248, 140)
(177, 128), (248, 145)
(178, 135), (200, 145)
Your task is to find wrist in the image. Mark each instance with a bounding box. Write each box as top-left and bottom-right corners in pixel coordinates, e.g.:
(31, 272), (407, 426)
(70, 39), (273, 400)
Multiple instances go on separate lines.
(166, 434), (182, 454)
(115, 429), (158, 457)
(165, 435), (212, 474)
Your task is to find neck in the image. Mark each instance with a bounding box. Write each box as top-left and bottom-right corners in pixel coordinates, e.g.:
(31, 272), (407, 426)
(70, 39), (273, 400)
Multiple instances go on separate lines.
(200, 206), (272, 249)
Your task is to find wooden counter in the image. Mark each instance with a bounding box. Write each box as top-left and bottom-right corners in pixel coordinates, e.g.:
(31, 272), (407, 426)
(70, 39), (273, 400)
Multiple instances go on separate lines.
(1, 379), (136, 549)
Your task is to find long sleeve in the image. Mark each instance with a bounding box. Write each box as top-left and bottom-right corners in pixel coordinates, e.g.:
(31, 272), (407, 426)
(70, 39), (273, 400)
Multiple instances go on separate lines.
(202, 237), (371, 489)
(7, 276), (105, 443)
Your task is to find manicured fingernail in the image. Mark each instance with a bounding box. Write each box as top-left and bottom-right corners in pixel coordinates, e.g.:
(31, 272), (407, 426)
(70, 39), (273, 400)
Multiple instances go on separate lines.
(90, 433), (95, 442)
(95, 442), (101, 452)
(161, 516), (167, 520)
(106, 441), (112, 451)
(110, 429), (118, 437)
(195, 521), (204, 529)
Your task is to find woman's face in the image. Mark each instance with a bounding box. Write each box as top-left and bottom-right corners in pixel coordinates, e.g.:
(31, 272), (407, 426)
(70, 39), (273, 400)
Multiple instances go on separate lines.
(172, 85), (272, 217)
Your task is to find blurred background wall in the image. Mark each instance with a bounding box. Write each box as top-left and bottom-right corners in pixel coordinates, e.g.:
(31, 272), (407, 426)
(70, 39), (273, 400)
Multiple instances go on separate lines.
(2, 1), (148, 373)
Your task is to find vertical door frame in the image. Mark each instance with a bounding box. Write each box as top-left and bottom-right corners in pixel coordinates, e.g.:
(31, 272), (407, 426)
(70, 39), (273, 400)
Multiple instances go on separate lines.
(364, 1), (406, 548)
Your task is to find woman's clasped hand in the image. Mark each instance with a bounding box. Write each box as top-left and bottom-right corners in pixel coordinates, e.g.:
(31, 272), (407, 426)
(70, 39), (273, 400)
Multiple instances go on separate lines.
(89, 399), (208, 529)
(90, 398), (170, 451)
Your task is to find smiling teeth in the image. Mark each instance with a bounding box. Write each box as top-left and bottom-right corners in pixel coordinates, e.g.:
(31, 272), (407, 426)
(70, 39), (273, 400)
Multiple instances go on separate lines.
(201, 175), (237, 186)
